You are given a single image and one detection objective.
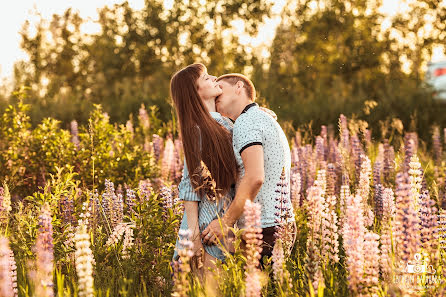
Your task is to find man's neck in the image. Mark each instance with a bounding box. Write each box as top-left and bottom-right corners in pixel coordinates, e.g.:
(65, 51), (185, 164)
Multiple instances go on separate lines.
(231, 100), (252, 121)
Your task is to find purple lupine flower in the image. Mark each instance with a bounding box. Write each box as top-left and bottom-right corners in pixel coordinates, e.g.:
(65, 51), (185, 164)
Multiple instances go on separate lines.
(437, 211), (446, 251)
(315, 136), (325, 167)
(152, 134), (163, 163)
(59, 195), (75, 225)
(111, 193), (123, 228)
(159, 185), (174, 218)
(244, 200), (263, 297)
(419, 190), (438, 254)
(433, 126), (442, 165)
(394, 172), (420, 263)
(383, 140), (395, 183)
(138, 179), (153, 202)
(382, 188), (396, 223)
(374, 184), (383, 222)
(373, 160), (382, 187)
(0, 236), (17, 297)
(350, 134), (364, 179)
(126, 188), (137, 212)
(326, 163), (337, 197)
(403, 136), (417, 173)
(34, 203), (54, 297)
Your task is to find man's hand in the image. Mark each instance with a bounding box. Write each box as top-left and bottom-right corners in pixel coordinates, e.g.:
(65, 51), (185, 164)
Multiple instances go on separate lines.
(201, 218), (229, 245)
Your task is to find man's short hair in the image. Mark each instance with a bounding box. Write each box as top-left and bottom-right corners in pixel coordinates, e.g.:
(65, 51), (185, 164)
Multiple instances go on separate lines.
(217, 73), (256, 102)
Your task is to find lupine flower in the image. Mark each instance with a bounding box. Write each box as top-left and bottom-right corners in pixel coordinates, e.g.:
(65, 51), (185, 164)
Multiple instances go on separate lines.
(315, 136), (325, 167)
(343, 194), (365, 294)
(125, 188), (137, 212)
(379, 223), (393, 280)
(272, 238), (285, 283)
(274, 168), (294, 253)
(243, 200), (263, 297)
(350, 134), (364, 179)
(121, 224), (135, 259)
(433, 126), (442, 164)
(326, 163), (336, 197)
(383, 140), (395, 183)
(408, 155), (422, 211)
(419, 190), (438, 254)
(356, 155), (374, 227)
(34, 203), (54, 297)
(172, 229), (194, 297)
(403, 137), (417, 172)
(161, 137), (175, 181)
(374, 184), (383, 222)
(152, 134), (163, 163)
(0, 185), (12, 227)
(339, 184), (350, 230)
(0, 236), (17, 297)
(364, 128), (372, 150)
(321, 194), (339, 264)
(394, 172), (420, 263)
(173, 139), (183, 183)
(70, 120), (80, 149)
(339, 114), (349, 151)
(138, 104), (150, 129)
(75, 223), (95, 297)
(305, 144), (316, 190)
(125, 120), (134, 134)
(305, 185), (324, 290)
(59, 195), (75, 225)
(362, 231), (380, 295)
(382, 188), (396, 223)
(290, 167), (301, 208)
(138, 179), (153, 201)
(105, 222), (128, 246)
(437, 211), (446, 250)
(111, 193), (123, 228)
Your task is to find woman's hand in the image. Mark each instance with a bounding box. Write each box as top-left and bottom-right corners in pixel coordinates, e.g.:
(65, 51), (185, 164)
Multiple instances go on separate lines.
(190, 233), (204, 272)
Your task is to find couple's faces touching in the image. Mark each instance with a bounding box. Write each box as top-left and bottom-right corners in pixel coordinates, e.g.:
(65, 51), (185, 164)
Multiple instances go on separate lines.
(197, 70), (245, 116)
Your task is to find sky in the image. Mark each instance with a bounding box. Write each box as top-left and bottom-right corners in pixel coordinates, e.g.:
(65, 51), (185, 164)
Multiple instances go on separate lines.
(0, 0), (445, 83)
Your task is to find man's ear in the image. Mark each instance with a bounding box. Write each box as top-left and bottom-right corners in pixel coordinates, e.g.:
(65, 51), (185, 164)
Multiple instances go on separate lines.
(235, 81), (244, 95)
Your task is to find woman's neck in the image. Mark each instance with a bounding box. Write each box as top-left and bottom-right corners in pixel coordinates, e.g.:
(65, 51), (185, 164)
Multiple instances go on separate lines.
(203, 98), (216, 113)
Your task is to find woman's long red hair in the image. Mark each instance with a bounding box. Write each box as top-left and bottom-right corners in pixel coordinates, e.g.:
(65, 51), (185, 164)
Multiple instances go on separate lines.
(170, 63), (238, 198)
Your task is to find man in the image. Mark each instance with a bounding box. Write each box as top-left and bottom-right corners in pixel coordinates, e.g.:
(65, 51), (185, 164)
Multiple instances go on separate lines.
(201, 73), (295, 261)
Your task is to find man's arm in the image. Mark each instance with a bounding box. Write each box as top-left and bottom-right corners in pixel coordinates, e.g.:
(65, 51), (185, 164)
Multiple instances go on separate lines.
(201, 145), (264, 244)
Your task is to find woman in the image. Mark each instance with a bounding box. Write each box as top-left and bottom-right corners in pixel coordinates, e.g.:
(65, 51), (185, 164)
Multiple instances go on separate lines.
(170, 63), (239, 273)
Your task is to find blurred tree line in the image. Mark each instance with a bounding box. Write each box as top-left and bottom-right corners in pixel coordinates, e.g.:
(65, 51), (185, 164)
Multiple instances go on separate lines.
(1, 0), (446, 142)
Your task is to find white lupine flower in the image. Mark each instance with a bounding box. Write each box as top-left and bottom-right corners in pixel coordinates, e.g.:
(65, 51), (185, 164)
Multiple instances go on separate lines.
(75, 224), (95, 297)
(408, 155), (422, 211)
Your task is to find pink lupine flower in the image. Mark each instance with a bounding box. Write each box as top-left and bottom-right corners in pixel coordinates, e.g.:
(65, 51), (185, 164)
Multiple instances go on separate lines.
(0, 185), (12, 226)
(379, 223), (393, 280)
(0, 236), (17, 297)
(356, 155), (374, 227)
(290, 168), (301, 208)
(382, 188), (396, 223)
(70, 120), (80, 149)
(161, 136), (175, 181)
(138, 104), (150, 129)
(343, 194), (365, 294)
(125, 120), (134, 134)
(34, 203), (54, 297)
(350, 134), (364, 178)
(244, 200), (263, 297)
(173, 139), (183, 183)
(362, 231), (380, 295)
(403, 136), (417, 172)
(322, 194), (339, 264)
(272, 238), (285, 283)
(315, 136), (325, 167)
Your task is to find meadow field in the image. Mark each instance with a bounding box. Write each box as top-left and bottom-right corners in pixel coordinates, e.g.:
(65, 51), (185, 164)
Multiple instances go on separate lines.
(0, 98), (445, 297)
